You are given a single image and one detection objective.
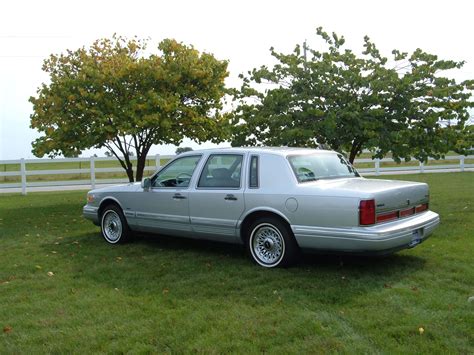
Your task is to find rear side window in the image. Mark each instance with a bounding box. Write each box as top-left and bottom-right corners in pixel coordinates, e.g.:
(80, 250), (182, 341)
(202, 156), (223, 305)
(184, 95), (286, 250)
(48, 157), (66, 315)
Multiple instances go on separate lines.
(249, 155), (259, 188)
(198, 154), (243, 188)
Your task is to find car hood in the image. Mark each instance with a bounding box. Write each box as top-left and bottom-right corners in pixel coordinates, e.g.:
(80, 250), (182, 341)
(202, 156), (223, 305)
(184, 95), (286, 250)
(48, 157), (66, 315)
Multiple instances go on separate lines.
(89, 182), (142, 194)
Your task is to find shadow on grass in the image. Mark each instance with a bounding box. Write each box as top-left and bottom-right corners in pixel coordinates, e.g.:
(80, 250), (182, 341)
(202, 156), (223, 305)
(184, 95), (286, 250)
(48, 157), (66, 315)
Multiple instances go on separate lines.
(43, 228), (427, 306)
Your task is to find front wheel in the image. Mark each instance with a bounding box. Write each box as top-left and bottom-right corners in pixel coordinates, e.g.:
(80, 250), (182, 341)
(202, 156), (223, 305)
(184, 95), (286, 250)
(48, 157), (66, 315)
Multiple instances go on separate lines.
(247, 217), (299, 268)
(100, 205), (131, 244)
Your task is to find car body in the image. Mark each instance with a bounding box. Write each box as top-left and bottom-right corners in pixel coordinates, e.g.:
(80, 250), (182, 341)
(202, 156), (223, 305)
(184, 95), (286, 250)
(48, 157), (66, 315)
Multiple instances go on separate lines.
(83, 147), (440, 267)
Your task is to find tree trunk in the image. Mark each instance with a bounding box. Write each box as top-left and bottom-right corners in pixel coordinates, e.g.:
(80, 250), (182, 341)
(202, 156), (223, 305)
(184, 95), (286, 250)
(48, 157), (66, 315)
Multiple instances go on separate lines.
(125, 164), (134, 182)
(348, 140), (363, 164)
(135, 153), (147, 182)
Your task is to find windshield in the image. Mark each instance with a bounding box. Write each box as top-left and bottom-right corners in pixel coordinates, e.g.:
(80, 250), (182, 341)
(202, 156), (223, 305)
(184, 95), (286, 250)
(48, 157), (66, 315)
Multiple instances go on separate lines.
(288, 153), (359, 182)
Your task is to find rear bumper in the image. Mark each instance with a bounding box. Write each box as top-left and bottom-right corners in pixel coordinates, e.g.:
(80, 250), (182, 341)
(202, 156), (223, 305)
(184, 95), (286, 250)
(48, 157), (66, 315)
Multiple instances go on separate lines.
(83, 205), (100, 225)
(292, 210), (440, 254)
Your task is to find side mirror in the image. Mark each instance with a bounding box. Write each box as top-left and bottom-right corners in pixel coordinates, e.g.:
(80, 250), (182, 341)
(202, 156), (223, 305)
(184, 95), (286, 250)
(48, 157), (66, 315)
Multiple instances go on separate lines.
(141, 177), (151, 190)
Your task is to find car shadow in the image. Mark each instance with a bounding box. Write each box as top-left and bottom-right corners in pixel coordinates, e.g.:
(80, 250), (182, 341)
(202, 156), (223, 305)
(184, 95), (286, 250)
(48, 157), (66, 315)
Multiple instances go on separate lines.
(45, 228), (428, 306)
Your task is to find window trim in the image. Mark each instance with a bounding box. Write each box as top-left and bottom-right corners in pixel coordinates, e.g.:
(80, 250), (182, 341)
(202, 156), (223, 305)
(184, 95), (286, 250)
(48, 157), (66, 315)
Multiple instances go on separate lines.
(196, 153), (244, 190)
(249, 155), (259, 189)
(151, 154), (202, 189)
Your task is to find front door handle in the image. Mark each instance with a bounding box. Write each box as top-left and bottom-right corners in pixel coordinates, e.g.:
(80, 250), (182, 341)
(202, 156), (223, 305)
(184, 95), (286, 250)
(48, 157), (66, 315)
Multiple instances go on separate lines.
(173, 193), (187, 200)
(224, 194), (238, 201)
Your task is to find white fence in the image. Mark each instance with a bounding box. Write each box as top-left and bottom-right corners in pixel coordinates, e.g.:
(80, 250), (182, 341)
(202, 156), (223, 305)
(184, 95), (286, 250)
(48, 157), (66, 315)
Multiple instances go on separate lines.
(0, 154), (473, 195)
(0, 154), (174, 195)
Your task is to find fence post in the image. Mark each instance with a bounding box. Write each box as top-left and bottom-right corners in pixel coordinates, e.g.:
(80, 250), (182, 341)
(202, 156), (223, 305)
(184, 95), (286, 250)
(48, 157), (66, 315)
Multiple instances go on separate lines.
(375, 158), (380, 176)
(90, 156), (96, 189)
(419, 161), (424, 173)
(460, 156), (465, 172)
(155, 154), (161, 170)
(20, 158), (27, 195)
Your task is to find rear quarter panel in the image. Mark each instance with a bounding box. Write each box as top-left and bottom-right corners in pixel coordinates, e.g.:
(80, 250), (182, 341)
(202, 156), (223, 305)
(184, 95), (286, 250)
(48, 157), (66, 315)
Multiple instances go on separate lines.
(243, 153), (361, 228)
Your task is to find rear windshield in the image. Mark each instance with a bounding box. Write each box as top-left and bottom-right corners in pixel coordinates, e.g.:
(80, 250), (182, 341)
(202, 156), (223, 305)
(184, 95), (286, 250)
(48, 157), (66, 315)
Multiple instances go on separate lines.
(288, 153), (359, 182)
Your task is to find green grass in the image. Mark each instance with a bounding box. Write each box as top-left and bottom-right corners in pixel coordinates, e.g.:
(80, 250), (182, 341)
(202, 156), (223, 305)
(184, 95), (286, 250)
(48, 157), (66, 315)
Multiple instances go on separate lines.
(0, 173), (473, 352)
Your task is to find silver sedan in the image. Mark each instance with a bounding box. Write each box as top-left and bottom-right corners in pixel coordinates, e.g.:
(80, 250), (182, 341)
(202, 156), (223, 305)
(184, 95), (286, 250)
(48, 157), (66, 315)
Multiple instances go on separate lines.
(83, 147), (440, 268)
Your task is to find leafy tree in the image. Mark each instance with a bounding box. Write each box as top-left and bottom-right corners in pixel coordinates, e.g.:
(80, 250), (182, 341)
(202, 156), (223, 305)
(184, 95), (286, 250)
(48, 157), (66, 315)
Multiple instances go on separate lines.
(30, 36), (229, 181)
(231, 27), (474, 163)
(175, 146), (193, 154)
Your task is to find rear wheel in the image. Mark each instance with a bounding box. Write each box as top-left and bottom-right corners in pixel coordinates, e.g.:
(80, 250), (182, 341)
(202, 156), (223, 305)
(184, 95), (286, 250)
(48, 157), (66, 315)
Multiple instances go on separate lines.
(100, 205), (131, 244)
(247, 217), (299, 268)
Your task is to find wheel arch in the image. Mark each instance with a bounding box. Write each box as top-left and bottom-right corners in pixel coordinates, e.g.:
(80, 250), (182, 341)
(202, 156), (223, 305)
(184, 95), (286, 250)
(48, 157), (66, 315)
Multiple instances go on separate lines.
(239, 208), (293, 243)
(98, 197), (123, 218)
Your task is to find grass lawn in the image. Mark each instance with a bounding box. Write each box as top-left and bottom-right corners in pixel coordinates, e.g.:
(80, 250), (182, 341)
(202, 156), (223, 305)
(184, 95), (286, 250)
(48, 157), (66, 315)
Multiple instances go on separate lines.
(0, 173), (473, 353)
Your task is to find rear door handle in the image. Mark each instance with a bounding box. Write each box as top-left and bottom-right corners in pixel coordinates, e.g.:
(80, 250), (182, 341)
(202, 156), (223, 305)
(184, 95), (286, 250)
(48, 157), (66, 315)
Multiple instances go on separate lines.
(224, 194), (237, 201)
(173, 193), (187, 200)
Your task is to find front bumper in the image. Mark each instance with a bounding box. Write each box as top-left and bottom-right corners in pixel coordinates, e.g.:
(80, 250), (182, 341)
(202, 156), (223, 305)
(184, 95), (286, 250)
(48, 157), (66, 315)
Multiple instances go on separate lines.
(83, 205), (100, 225)
(292, 210), (440, 254)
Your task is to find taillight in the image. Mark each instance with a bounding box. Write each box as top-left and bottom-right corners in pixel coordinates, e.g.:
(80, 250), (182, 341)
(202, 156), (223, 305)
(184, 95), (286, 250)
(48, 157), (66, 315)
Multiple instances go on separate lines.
(400, 207), (415, 217)
(415, 203), (428, 213)
(376, 211), (399, 223)
(359, 199), (375, 225)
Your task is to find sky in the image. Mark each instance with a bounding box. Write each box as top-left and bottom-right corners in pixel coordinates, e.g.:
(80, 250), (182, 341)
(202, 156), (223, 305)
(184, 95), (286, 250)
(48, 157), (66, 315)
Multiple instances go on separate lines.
(1, 0), (473, 160)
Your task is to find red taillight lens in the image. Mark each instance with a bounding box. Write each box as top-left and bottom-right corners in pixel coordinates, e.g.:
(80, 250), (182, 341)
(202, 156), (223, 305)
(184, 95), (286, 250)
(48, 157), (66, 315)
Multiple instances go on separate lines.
(359, 199), (376, 225)
(400, 207), (415, 217)
(415, 203), (428, 213)
(376, 211), (399, 223)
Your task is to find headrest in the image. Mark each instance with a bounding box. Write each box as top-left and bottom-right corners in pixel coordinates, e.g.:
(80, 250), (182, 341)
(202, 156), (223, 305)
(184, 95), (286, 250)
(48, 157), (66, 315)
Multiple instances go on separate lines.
(211, 168), (231, 179)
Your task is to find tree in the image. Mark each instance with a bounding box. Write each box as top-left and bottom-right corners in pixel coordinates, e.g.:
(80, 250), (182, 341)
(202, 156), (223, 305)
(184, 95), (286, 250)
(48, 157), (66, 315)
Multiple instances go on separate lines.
(231, 27), (474, 163)
(30, 36), (229, 181)
(175, 146), (193, 154)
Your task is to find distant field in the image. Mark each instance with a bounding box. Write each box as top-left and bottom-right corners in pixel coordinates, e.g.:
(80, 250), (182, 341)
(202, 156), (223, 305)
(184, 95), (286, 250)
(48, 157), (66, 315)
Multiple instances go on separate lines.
(0, 172), (473, 352)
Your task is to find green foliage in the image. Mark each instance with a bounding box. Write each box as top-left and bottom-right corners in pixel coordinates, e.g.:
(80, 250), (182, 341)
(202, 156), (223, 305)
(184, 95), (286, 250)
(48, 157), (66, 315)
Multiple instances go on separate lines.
(231, 27), (474, 163)
(175, 146), (194, 155)
(30, 36), (229, 181)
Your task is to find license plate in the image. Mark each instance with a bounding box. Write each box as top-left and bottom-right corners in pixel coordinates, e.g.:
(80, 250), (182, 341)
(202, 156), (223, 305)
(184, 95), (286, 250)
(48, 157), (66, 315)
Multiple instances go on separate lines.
(409, 228), (423, 247)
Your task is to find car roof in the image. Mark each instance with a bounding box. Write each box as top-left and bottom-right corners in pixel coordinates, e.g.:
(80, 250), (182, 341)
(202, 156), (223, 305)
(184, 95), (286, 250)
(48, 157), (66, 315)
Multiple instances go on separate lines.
(181, 147), (337, 157)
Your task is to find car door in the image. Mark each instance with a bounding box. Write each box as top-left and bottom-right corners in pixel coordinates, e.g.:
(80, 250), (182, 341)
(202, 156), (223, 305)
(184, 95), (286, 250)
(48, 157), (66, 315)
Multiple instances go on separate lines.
(134, 155), (202, 236)
(189, 153), (246, 241)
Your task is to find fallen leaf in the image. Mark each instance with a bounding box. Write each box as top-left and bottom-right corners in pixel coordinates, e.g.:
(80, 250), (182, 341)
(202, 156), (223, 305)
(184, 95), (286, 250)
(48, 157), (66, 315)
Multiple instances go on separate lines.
(419, 327), (424, 335)
(47, 271), (54, 277)
(35, 265), (42, 270)
(3, 326), (12, 333)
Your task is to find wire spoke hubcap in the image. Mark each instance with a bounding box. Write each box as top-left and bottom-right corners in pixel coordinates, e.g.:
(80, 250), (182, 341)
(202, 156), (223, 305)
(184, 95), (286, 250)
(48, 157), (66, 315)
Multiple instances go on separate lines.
(252, 224), (284, 265)
(103, 211), (122, 242)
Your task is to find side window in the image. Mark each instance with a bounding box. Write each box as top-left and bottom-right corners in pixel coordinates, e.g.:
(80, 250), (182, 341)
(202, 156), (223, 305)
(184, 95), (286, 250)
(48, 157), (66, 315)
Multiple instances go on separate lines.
(249, 155), (259, 188)
(198, 154), (243, 188)
(153, 155), (201, 188)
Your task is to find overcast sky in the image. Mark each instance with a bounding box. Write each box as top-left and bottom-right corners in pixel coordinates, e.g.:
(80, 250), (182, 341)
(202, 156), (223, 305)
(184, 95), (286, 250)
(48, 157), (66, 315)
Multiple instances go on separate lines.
(1, 0), (473, 160)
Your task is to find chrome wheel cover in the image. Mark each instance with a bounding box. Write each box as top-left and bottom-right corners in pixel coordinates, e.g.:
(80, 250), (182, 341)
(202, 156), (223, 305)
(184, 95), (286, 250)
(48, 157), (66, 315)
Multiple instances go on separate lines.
(102, 210), (122, 243)
(250, 223), (285, 266)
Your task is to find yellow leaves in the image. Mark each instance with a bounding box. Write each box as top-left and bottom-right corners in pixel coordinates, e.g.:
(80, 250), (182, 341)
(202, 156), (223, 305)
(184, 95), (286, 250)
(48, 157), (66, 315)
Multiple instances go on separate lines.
(47, 271), (54, 277)
(418, 327), (425, 335)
